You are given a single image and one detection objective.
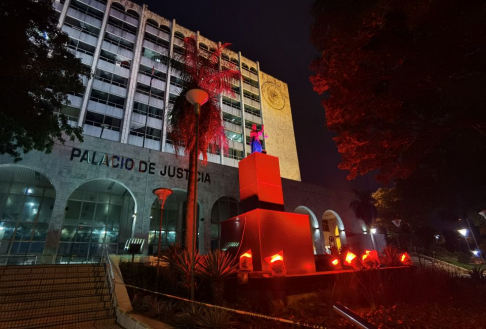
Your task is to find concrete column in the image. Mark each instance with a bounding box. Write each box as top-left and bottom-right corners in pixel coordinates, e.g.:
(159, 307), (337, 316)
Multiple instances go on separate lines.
(161, 19), (176, 152)
(56, 0), (71, 29)
(133, 190), (152, 255)
(41, 188), (69, 264)
(237, 52), (248, 157)
(120, 5), (148, 144)
(77, 0), (113, 128)
(218, 42), (224, 165)
(256, 61), (266, 150)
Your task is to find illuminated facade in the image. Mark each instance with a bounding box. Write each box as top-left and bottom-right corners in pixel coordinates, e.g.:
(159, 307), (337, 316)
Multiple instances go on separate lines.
(0, 0), (382, 264)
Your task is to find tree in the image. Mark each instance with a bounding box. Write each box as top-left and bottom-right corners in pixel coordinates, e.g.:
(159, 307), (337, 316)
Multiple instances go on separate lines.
(349, 189), (377, 227)
(310, 0), (486, 219)
(168, 36), (240, 253)
(0, 0), (90, 161)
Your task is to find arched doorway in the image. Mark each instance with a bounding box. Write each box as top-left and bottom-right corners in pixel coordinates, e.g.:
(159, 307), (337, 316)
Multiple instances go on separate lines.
(57, 179), (136, 262)
(295, 206), (322, 254)
(211, 197), (239, 250)
(322, 210), (347, 253)
(0, 166), (56, 263)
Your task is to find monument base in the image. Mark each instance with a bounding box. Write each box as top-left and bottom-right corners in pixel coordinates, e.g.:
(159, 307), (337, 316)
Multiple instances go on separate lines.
(221, 208), (316, 274)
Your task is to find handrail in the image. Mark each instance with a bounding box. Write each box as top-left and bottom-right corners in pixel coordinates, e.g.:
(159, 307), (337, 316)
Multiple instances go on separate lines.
(333, 302), (378, 329)
(101, 245), (117, 309)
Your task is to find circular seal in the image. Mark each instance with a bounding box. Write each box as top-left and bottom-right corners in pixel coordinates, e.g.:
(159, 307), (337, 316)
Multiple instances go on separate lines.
(262, 82), (285, 110)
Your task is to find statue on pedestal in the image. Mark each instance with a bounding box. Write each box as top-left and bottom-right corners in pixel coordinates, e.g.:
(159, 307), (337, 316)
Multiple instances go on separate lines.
(250, 124), (265, 153)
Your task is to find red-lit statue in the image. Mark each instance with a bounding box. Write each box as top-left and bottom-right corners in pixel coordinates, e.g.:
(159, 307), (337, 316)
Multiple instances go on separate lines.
(250, 124), (265, 153)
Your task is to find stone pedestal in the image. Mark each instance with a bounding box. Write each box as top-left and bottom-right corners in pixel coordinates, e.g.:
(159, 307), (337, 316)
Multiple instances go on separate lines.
(221, 153), (316, 274)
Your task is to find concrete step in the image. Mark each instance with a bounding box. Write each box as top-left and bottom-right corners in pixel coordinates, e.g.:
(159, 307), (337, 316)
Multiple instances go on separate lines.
(0, 270), (105, 283)
(0, 294), (111, 312)
(0, 275), (105, 288)
(0, 280), (107, 295)
(0, 287), (109, 303)
(0, 312), (116, 329)
(0, 265), (105, 276)
(36, 316), (117, 329)
(0, 300), (111, 321)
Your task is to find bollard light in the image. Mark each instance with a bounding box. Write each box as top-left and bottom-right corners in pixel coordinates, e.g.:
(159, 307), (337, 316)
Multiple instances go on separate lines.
(239, 249), (253, 271)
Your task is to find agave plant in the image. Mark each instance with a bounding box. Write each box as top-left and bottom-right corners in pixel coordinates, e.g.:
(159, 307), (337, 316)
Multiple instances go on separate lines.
(197, 250), (238, 305)
(468, 265), (485, 282)
(168, 36), (241, 254)
(195, 307), (236, 329)
(160, 244), (202, 292)
(379, 245), (402, 267)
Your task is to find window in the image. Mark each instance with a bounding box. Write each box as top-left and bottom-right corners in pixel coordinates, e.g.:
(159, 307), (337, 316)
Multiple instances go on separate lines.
(132, 101), (163, 120)
(245, 120), (261, 130)
(67, 38), (96, 56)
(144, 32), (169, 48)
(108, 16), (137, 35)
(222, 97), (241, 110)
(69, 0), (104, 20)
(322, 220), (330, 232)
(64, 16), (100, 37)
(136, 83), (164, 100)
(225, 130), (242, 143)
(94, 69), (128, 88)
(89, 89), (126, 109)
(139, 64), (167, 81)
(244, 105), (261, 117)
(223, 113), (242, 126)
(104, 32), (134, 51)
(85, 111), (121, 131)
(244, 90), (260, 102)
(243, 77), (259, 88)
(227, 148), (243, 160)
(99, 50), (130, 69)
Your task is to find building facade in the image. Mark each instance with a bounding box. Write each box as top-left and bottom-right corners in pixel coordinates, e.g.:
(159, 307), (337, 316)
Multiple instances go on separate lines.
(0, 0), (382, 264)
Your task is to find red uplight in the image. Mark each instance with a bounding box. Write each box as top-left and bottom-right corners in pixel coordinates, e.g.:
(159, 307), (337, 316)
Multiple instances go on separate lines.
(401, 254), (406, 262)
(362, 254), (368, 261)
(345, 252), (357, 264)
(270, 254), (283, 263)
(332, 259), (339, 265)
(240, 252), (252, 259)
(365, 250), (371, 255)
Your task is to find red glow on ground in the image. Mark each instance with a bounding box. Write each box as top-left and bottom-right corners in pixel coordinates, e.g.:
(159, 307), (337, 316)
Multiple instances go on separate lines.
(332, 259), (339, 265)
(345, 252), (357, 264)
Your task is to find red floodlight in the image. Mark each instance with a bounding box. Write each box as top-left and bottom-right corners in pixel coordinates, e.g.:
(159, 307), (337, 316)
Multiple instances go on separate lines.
(265, 251), (286, 276)
(400, 252), (413, 266)
(332, 258), (339, 266)
(345, 251), (357, 264)
(239, 249), (253, 271)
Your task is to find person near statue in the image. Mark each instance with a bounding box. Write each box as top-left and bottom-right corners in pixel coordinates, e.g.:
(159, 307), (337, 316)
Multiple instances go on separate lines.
(250, 124), (265, 153)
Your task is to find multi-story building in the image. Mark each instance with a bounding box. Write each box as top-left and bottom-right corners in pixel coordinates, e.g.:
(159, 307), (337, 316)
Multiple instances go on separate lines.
(0, 0), (383, 264)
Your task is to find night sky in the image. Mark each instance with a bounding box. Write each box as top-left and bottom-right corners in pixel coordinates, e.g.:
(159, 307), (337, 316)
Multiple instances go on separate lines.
(133, 0), (376, 192)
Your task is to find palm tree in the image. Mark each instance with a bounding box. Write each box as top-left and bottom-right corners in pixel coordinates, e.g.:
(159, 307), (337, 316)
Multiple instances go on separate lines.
(197, 250), (238, 305)
(350, 189), (378, 228)
(168, 36), (241, 255)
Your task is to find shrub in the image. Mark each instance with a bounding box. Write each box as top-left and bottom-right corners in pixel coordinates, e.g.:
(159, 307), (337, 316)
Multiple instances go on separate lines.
(380, 245), (402, 267)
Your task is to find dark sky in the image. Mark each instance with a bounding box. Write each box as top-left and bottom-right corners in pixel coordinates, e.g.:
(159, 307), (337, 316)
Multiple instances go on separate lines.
(133, 0), (376, 192)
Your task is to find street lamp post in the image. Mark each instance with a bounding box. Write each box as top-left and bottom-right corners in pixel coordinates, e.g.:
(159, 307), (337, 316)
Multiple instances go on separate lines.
(153, 188), (173, 293)
(370, 228), (377, 251)
(458, 228), (473, 257)
(185, 89), (209, 301)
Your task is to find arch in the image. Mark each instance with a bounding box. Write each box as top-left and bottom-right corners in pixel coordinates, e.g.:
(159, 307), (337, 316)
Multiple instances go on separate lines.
(146, 18), (158, 28)
(230, 57), (239, 65)
(199, 43), (209, 51)
(126, 9), (139, 20)
(210, 196), (239, 250)
(250, 67), (258, 73)
(148, 188), (204, 253)
(322, 210), (347, 252)
(174, 31), (185, 39)
(241, 63), (249, 70)
(159, 25), (170, 34)
(57, 178), (137, 261)
(221, 54), (229, 61)
(111, 2), (125, 12)
(295, 206), (322, 254)
(209, 48), (216, 53)
(0, 166), (57, 262)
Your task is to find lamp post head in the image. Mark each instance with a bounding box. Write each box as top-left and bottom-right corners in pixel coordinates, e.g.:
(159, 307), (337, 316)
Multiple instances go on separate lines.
(153, 188), (173, 206)
(458, 229), (467, 237)
(186, 89), (209, 106)
(370, 228), (377, 234)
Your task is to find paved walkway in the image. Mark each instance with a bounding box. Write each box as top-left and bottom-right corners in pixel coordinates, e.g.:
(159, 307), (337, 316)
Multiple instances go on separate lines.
(411, 254), (470, 277)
